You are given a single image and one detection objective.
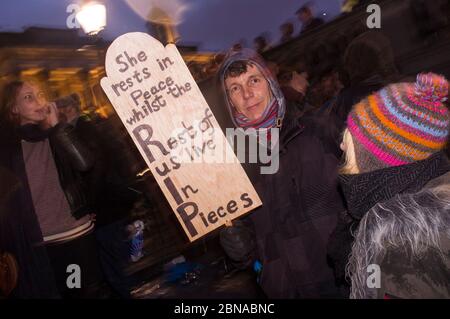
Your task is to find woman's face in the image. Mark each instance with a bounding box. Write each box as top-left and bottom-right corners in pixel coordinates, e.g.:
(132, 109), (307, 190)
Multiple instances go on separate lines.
(13, 83), (48, 125)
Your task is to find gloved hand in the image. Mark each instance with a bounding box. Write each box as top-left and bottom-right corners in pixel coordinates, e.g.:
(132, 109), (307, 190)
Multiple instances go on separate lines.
(219, 220), (256, 270)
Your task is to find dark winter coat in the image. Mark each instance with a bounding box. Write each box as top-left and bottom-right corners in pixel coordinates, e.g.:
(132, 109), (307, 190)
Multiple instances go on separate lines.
(328, 151), (450, 298)
(0, 123), (94, 298)
(328, 76), (385, 125)
(245, 113), (345, 298)
(72, 115), (138, 226)
(218, 49), (346, 298)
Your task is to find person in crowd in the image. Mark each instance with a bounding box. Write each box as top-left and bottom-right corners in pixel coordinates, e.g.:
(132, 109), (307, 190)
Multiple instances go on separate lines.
(306, 64), (343, 115)
(329, 73), (450, 298)
(411, 0), (449, 39)
(329, 31), (401, 123)
(277, 65), (310, 118)
(296, 4), (324, 34)
(57, 94), (140, 298)
(298, 40), (343, 116)
(280, 22), (295, 43)
(0, 80), (108, 298)
(55, 93), (82, 125)
(254, 34), (271, 55)
(217, 49), (345, 298)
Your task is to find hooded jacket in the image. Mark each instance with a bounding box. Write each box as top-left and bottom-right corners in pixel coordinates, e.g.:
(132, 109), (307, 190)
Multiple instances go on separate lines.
(219, 48), (286, 130)
(342, 152), (450, 299)
(218, 49), (345, 298)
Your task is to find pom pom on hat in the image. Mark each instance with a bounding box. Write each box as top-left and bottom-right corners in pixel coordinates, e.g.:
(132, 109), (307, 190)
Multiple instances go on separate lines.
(415, 72), (448, 103)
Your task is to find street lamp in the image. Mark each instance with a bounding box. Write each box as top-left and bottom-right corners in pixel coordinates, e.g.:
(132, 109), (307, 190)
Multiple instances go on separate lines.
(76, 1), (107, 35)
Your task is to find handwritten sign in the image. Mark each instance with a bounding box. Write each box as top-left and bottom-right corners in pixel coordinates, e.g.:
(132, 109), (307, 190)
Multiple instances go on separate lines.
(101, 32), (262, 241)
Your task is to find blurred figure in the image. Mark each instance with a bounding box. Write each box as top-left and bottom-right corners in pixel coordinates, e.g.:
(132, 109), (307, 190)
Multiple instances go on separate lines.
(187, 62), (205, 82)
(341, 0), (360, 13)
(57, 93), (139, 298)
(210, 53), (227, 78)
(296, 4), (324, 34)
(232, 42), (243, 52)
(231, 38), (248, 52)
(0, 81), (105, 298)
(55, 93), (81, 125)
(277, 65), (309, 118)
(253, 34), (271, 55)
(204, 54), (227, 79)
(280, 22), (294, 43)
(306, 64), (343, 113)
(328, 31), (401, 124)
(411, 0), (449, 39)
(341, 0), (374, 13)
(266, 59), (280, 78)
(335, 73), (450, 299)
(325, 33), (402, 286)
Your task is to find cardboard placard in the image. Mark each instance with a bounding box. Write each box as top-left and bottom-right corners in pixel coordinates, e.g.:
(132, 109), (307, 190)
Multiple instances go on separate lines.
(101, 32), (261, 242)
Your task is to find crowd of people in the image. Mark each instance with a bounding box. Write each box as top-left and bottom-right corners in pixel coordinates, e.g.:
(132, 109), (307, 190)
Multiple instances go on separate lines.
(213, 8), (450, 298)
(1, 2), (449, 300)
(216, 36), (450, 298)
(189, 3), (327, 82)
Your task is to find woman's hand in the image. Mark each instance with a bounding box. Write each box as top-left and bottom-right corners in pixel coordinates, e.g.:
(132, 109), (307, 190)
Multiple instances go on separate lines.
(39, 102), (58, 129)
(44, 102), (59, 128)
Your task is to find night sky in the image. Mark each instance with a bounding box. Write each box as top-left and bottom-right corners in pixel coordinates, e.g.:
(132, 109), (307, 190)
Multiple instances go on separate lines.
(0, 0), (342, 51)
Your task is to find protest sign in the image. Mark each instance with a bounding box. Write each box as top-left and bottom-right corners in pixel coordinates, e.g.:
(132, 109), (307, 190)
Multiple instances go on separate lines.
(101, 32), (262, 241)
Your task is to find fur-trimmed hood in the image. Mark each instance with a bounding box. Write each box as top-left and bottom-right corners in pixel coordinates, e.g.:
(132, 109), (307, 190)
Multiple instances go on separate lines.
(348, 170), (450, 298)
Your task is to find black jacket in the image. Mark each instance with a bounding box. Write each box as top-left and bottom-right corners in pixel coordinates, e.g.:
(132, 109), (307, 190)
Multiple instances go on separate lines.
(48, 123), (95, 219)
(0, 122), (94, 298)
(217, 49), (346, 298)
(329, 79), (384, 125)
(72, 115), (138, 226)
(235, 113), (346, 298)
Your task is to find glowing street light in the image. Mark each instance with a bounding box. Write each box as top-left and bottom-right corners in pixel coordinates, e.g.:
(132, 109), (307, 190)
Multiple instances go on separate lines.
(76, 2), (107, 35)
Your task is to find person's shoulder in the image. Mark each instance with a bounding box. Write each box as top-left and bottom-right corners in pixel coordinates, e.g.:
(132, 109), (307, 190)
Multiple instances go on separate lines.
(298, 112), (341, 137)
(282, 115), (329, 152)
(76, 114), (102, 133)
(371, 174), (450, 222)
(424, 170), (450, 192)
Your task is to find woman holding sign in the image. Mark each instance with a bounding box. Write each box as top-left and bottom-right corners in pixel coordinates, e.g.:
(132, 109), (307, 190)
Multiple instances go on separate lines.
(0, 81), (106, 298)
(218, 49), (346, 298)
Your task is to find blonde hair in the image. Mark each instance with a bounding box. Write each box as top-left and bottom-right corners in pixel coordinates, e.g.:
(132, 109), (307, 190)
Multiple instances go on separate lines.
(339, 128), (360, 174)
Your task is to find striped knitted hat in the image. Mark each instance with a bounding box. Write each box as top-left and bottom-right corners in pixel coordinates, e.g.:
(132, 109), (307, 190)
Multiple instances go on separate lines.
(347, 72), (449, 173)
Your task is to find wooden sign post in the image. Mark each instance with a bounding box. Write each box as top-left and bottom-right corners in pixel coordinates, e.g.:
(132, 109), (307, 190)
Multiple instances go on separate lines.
(101, 32), (261, 242)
